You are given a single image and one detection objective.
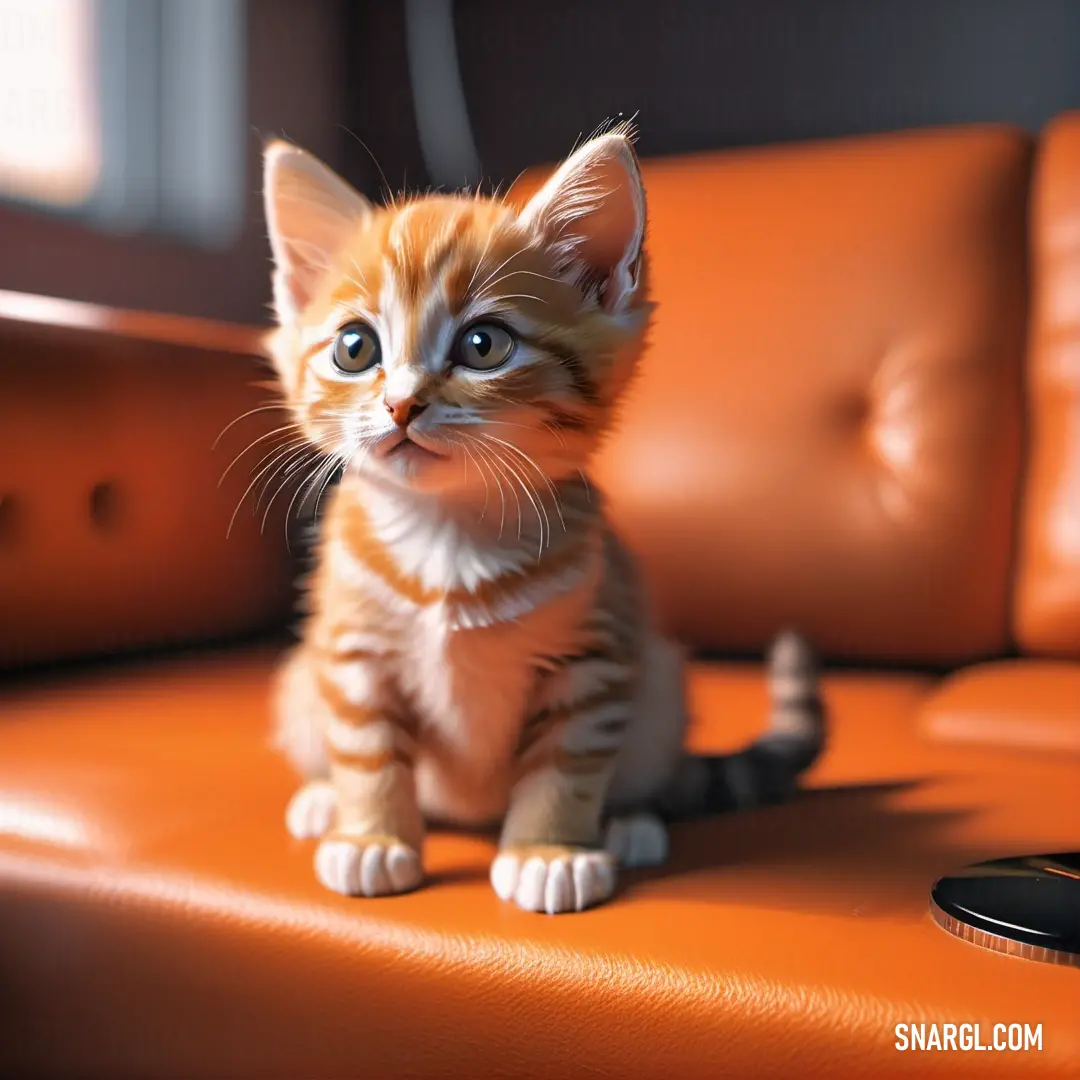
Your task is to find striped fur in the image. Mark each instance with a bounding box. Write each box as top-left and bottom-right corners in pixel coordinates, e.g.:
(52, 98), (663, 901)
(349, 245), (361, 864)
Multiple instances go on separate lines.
(261, 129), (827, 914)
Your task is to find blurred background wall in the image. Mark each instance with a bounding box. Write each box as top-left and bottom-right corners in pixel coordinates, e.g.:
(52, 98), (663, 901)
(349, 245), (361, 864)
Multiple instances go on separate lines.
(1, 0), (1078, 326)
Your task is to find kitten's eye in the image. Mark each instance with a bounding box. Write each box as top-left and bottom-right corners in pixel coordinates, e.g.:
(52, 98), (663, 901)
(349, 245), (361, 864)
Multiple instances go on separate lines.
(332, 322), (381, 374)
(457, 323), (515, 371)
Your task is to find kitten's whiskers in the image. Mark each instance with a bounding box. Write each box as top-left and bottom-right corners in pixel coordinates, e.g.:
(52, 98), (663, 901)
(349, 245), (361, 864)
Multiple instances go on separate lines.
(471, 241), (535, 300)
(212, 402), (290, 449)
(258, 445), (323, 529)
(462, 432), (512, 540)
(480, 268), (562, 294)
(477, 431), (567, 535)
(452, 436), (492, 525)
(217, 422), (309, 487)
(474, 435), (549, 557)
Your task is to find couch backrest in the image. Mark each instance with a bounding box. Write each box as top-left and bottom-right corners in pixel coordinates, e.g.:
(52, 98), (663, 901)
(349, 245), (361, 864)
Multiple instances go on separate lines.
(1013, 113), (1080, 661)
(587, 126), (1032, 665)
(3, 121), (1055, 672)
(0, 292), (295, 669)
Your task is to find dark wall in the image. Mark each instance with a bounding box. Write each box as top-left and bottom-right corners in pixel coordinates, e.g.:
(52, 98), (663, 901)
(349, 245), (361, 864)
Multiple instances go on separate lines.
(347, 0), (1080, 193)
(3, 0), (1079, 324)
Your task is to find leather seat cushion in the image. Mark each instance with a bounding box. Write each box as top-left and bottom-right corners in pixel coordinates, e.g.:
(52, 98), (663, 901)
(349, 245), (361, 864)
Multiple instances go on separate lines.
(1, 647), (1077, 1078)
(917, 659), (1080, 753)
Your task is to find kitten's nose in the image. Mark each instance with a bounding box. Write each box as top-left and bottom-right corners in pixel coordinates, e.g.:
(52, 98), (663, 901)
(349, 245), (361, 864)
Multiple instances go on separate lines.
(385, 397), (427, 428)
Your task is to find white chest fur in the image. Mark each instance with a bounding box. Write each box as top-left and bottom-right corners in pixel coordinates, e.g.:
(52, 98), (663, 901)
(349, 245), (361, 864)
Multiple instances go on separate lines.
(399, 592), (585, 752)
(401, 592), (590, 827)
(331, 483), (600, 825)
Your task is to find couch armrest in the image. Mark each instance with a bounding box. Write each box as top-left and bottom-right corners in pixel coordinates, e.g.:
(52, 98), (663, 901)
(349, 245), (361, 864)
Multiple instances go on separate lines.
(0, 290), (296, 668)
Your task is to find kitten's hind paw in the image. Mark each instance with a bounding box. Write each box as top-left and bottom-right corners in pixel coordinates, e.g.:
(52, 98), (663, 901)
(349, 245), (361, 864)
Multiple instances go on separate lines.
(314, 832), (422, 897)
(491, 845), (616, 914)
(285, 780), (338, 839)
(604, 812), (669, 869)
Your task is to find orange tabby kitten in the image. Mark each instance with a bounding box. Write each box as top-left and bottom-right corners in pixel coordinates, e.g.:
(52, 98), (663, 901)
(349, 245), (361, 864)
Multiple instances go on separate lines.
(263, 127), (825, 914)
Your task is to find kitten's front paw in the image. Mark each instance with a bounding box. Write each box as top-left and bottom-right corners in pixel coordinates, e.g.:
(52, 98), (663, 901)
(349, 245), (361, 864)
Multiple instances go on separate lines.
(285, 780), (338, 839)
(604, 812), (669, 869)
(490, 845), (616, 914)
(314, 832), (422, 897)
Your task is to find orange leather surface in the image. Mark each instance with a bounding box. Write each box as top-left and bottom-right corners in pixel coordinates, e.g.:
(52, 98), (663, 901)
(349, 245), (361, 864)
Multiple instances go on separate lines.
(1, 647), (1077, 1079)
(0, 291), (296, 668)
(1014, 112), (1080, 659)
(582, 129), (1031, 663)
(917, 659), (1080, 754)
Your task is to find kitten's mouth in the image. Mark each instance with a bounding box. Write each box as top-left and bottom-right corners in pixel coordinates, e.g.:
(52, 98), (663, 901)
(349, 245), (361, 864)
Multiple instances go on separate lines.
(381, 431), (446, 463)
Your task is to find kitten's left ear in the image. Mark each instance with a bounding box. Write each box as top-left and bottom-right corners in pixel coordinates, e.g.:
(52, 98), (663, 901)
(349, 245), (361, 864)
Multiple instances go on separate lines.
(518, 130), (646, 314)
(263, 140), (373, 322)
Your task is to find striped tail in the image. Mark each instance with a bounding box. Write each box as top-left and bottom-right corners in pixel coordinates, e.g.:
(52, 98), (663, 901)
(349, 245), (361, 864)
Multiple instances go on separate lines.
(657, 630), (826, 821)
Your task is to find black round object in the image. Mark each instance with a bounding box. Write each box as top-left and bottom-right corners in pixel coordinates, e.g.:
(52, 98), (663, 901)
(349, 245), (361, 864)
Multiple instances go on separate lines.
(930, 852), (1080, 967)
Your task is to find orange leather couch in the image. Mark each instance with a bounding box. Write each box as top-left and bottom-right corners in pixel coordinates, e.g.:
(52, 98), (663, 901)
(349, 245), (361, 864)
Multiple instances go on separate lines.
(2, 116), (1079, 1079)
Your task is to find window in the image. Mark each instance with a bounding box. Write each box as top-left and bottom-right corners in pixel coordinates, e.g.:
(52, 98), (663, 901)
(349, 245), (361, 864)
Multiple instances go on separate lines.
(0, 0), (101, 208)
(0, 0), (245, 248)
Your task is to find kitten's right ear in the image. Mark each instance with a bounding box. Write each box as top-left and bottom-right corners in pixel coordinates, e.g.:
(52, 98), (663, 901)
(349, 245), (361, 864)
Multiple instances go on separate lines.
(263, 140), (373, 323)
(517, 129), (646, 316)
